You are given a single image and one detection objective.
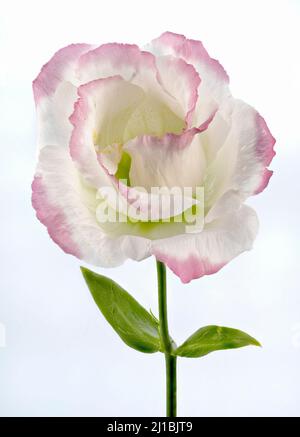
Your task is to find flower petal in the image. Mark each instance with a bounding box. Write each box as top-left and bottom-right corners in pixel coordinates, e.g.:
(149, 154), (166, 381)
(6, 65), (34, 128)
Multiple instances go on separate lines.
(148, 32), (228, 83)
(32, 175), (81, 258)
(32, 146), (151, 266)
(155, 55), (200, 126)
(77, 43), (142, 83)
(78, 43), (185, 121)
(70, 76), (185, 187)
(153, 205), (258, 283)
(124, 130), (206, 191)
(147, 32), (230, 125)
(205, 190), (244, 223)
(203, 98), (276, 210)
(33, 44), (92, 148)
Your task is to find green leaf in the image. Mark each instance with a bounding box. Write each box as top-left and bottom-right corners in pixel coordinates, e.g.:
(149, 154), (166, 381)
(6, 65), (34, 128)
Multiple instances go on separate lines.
(81, 267), (161, 353)
(175, 325), (261, 358)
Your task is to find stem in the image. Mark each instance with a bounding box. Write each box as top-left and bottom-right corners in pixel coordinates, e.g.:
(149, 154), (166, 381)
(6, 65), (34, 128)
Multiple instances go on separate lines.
(156, 261), (177, 417)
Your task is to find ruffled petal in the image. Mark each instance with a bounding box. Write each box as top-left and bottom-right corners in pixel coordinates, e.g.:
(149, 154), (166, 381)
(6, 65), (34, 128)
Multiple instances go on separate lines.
(155, 55), (200, 126)
(69, 76), (144, 186)
(77, 43), (143, 83)
(203, 98), (276, 210)
(32, 146), (151, 266)
(124, 130), (206, 192)
(33, 44), (92, 148)
(69, 75), (186, 187)
(77, 43), (185, 122)
(147, 32), (230, 125)
(152, 205), (258, 283)
(113, 177), (199, 223)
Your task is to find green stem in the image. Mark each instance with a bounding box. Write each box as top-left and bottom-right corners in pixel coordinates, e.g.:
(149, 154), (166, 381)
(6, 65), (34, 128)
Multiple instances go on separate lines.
(156, 261), (177, 417)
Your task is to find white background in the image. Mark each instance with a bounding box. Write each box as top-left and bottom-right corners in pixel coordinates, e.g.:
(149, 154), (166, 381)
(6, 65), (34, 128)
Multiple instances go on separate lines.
(0, 0), (300, 417)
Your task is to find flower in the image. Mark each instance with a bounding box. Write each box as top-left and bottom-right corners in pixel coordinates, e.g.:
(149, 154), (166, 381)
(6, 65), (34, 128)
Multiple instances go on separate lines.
(32, 32), (275, 283)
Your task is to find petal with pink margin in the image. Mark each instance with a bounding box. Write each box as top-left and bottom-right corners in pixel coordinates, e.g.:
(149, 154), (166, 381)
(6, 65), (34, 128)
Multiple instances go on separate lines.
(77, 43), (142, 84)
(147, 32), (229, 88)
(227, 100), (276, 196)
(32, 145), (151, 267)
(69, 76), (145, 188)
(77, 43), (185, 121)
(32, 175), (81, 258)
(154, 55), (200, 127)
(254, 169), (273, 195)
(33, 43), (93, 148)
(69, 75), (188, 188)
(124, 130), (206, 191)
(202, 98), (276, 212)
(253, 113), (276, 194)
(146, 32), (230, 125)
(33, 43), (92, 103)
(111, 176), (199, 223)
(121, 109), (215, 192)
(152, 205), (258, 283)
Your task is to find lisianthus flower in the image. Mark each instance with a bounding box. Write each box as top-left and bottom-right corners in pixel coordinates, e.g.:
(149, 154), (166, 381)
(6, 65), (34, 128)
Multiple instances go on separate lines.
(32, 32), (275, 283)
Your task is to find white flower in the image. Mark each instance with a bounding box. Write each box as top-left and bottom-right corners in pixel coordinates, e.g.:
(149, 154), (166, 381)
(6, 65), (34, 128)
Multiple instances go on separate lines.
(32, 32), (275, 283)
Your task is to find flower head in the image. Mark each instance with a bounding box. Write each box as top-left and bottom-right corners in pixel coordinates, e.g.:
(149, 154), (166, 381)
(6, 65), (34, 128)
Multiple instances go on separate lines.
(32, 32), (275, 283)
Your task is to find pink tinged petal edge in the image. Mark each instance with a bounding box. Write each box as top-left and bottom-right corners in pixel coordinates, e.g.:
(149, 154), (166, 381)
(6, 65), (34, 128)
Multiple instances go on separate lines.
(255, 113), (276, 194)
(78, 43), (144, 74)
(155, 56), (201, 127)
(33, 43), (92, 104)
(254, 168), (273, 195)
(154, 251), (225, 284)
(78, 41), (177, 82)
(153, 205), (258, 283)
(152, 31), (229, 84)
(69, 76), (122, 162)
(78, 42), (201, 128)
(69, 76), (140, 191)
(125, 108), (217, 153)
(32, 176), (81, 258)
(78, 43), (162, 91)
(68, 84), (92, 162)
(181, 61), (200, 126)
(256, 113), (276, 166)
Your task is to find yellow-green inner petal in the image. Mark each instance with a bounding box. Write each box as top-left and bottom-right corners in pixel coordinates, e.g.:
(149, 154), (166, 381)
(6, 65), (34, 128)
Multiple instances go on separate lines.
(94, 94), (185, 149)
(115, 151), (132, 186)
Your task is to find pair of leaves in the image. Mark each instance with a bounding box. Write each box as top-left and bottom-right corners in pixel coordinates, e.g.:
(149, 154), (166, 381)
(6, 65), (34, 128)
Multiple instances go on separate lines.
(81, 267), (261, 358)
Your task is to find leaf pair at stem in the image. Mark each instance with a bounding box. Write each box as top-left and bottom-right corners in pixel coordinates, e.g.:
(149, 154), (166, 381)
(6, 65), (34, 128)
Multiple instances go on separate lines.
(81, 267), (261, 358)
